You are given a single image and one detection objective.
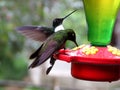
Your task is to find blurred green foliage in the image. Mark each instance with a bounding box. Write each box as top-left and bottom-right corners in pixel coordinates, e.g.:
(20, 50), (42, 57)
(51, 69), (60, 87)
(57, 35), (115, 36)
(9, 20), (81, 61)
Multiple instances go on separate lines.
(0, 0), (88, 89)
(0, 0), (28, 80)
(24, 87), (45, 90)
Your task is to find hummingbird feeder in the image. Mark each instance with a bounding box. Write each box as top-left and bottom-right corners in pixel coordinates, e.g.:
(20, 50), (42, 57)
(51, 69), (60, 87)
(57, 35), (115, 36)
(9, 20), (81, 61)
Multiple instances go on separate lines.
(54, 0), (120, 82)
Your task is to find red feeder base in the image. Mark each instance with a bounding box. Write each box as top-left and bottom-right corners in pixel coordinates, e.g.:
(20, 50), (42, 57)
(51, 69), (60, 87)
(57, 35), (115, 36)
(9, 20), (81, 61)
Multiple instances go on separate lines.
(55, 45), (120, 82)
(71, 63), (120, 82)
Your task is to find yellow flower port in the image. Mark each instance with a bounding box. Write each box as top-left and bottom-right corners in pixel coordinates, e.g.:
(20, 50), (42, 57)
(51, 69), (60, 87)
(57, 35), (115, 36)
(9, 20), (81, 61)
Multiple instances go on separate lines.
(107, 45), (120, 56)
(82, 46), (98, 55)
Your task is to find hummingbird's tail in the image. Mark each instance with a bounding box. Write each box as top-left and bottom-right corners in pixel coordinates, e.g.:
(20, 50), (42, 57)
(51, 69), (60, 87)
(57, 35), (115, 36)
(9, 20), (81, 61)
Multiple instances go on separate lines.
(29, 44), (43, 59)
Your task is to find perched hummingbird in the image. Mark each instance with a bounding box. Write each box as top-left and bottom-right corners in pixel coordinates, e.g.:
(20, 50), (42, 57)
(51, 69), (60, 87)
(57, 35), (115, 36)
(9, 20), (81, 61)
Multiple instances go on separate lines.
(16, 10), (77, 42)
(29, 29), (78, 74)
(16, 10), (77, 74)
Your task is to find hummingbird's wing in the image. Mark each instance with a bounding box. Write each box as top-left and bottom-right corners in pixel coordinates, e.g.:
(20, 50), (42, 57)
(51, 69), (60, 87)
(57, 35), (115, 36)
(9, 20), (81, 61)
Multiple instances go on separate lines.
(16, 25), (54, 42)
(29, 40), (59, 68)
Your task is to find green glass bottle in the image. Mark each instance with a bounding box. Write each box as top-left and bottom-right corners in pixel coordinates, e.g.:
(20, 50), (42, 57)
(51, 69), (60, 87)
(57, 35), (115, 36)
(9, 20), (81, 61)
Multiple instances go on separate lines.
(83, 0), (120, 46)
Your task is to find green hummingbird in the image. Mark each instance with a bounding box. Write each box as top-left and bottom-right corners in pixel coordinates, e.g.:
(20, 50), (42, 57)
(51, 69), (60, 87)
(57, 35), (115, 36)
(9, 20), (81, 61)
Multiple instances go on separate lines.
(29, 29), (78, 74)
(16, 10), (77, 42)
(16, 10), (77, 74)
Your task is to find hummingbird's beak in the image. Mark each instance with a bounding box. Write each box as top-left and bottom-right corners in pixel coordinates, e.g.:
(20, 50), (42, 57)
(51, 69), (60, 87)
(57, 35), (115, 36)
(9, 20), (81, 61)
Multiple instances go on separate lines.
(62, 10), (77, 20)
(74, 41), (79, 47)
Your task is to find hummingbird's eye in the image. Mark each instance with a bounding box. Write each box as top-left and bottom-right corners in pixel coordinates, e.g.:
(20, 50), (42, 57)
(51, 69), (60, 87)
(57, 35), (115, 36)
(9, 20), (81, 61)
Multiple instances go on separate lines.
(72, 33), (75, 37)
(53, 18), (63, 28)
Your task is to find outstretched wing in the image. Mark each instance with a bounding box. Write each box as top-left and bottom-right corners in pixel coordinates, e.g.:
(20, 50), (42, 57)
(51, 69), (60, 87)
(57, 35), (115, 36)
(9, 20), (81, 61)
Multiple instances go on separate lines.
(16, 25), (54, 42)
(29, 40), (58, 68)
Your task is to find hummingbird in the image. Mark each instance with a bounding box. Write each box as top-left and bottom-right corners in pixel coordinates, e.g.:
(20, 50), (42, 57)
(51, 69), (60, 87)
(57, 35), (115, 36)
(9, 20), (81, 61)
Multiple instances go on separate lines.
(29, 29), (78, 74)
(16, 10), (77, 74)
(16, 10), (77, 42)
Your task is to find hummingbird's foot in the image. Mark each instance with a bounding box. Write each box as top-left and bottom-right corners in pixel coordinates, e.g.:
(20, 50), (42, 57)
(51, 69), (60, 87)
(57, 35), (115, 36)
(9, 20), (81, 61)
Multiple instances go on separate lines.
(46, 56), (56, 75)
(46, 66), (53, 75)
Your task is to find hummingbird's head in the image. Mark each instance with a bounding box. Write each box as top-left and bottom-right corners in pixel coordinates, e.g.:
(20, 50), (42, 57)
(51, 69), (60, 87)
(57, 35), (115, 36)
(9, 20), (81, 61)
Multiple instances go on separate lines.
(52, 18), (64, 29)
(53, 10), (77, 29)
(67, 29), (78, 47)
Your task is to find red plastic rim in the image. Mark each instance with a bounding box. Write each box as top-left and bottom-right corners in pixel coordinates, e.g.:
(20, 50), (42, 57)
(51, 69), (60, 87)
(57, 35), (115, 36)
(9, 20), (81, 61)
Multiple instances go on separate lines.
(55, 45), (120, 65)
(54, 45), (120, 82)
